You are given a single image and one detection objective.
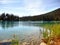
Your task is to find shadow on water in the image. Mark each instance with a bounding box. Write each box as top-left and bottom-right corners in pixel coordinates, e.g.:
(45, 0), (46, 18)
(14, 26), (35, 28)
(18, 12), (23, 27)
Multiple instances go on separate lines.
(0, 21), (19, 29)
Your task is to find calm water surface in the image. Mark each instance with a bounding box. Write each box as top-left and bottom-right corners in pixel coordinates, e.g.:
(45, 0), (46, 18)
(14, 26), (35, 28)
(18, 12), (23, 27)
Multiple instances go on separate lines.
(0, 21), (56, 41)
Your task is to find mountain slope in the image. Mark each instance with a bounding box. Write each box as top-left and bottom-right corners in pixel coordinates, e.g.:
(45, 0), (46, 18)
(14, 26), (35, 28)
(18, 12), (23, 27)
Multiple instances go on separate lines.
(20, 8), (60, 21)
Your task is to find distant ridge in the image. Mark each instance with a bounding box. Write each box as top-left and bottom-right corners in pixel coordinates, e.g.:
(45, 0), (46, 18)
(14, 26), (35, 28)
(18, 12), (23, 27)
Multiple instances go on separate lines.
(20, 8), (60, 21)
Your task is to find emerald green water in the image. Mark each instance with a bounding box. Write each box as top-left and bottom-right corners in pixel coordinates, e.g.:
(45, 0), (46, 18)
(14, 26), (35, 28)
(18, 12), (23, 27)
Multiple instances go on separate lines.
(0, 21), (59, 41)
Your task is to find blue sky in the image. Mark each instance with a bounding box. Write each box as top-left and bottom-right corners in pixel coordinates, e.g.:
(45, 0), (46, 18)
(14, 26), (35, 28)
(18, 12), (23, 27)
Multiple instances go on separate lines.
(0, 0), (60, 17)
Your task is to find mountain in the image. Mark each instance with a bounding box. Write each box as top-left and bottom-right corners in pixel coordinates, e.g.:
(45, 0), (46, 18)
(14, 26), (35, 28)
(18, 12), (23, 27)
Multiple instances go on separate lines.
(20, 8), (60, 21)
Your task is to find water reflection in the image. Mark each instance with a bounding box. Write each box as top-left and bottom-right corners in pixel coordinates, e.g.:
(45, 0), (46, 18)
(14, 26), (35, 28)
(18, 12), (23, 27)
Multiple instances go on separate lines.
(0, 21), (57, 29)
(0, 21), (58, 41)
(0, 21), (19, 29)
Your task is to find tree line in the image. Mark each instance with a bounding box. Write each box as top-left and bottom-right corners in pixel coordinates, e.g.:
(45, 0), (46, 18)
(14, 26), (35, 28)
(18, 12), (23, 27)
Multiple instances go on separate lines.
(20, 8), (60, 21)
(0, 13), (20, 21)
(0, 8), (60, 21)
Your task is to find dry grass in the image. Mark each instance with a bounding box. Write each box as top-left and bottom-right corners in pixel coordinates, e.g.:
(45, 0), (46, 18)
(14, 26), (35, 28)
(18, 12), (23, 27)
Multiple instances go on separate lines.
(42, 23), (60, 45)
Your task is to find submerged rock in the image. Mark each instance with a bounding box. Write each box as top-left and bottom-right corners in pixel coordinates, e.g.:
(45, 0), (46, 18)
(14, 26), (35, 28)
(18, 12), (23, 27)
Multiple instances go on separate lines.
(40, 42), (47, 45)
(40, 38), (47, 45)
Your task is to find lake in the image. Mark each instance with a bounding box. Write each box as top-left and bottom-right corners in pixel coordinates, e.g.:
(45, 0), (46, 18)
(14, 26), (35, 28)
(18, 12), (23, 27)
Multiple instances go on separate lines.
(0, 21), (59, 41)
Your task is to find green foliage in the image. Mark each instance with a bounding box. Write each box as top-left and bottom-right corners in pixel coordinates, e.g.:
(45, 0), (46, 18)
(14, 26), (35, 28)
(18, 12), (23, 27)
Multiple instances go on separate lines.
(43, 23), (60, 40)
(11, 34), (19, 45)
(0, 13), (20, 21)
(42, 23), (60, 45)
(11, 39), (19, 45)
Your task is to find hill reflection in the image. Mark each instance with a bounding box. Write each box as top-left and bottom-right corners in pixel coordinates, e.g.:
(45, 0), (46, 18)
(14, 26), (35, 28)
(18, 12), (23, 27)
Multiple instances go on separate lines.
(0, 21), (19, 29)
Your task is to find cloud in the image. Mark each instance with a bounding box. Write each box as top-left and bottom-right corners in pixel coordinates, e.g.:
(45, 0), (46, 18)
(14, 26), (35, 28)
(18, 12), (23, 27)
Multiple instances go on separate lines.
(19, 0), (44, 16)
(0, 0), (19, 4)
(23, 0), (42, 9)
(0, 0), (59, 17)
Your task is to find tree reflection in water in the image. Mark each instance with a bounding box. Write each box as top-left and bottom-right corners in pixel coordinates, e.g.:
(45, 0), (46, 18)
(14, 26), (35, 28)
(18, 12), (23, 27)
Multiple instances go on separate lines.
(0, 21), (19, 29)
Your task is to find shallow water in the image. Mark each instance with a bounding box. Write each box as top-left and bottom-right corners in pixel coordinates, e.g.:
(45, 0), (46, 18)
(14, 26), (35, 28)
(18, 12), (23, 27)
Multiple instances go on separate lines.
(0, 21), (43, 41)
(0, 21), (59, 41)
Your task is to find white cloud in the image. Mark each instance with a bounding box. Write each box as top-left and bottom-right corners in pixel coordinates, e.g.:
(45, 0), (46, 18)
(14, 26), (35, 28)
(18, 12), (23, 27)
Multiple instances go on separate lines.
(20, 0), (44, 16)
(24, 0), (42, 9)
(0, 0), (46, 16)
(0, 0), (59, 17)
(0, 0), (19, 4)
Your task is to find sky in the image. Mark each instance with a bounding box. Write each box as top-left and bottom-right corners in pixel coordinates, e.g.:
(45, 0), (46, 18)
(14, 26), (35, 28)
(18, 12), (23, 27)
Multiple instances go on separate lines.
(0, 0), (60, 17)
